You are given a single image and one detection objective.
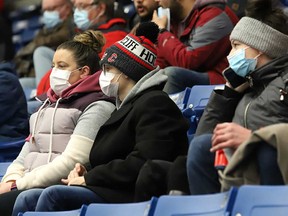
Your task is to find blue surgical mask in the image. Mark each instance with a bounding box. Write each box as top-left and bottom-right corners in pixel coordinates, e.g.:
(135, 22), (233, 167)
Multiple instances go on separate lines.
(43, 10), (62, 29)
(227, 48), (259, 77)
(73, 8), (91, 30)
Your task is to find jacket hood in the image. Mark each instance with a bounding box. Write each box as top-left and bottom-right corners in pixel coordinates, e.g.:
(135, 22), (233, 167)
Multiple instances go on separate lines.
(117, 67), (167, 109)
(47, 70), (102, 103)
(193, 0), (227, 10)
(248, 54), (288, 86)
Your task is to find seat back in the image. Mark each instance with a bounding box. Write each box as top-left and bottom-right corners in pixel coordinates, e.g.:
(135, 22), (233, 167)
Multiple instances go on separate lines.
(231, 185), (288, 216)
(84, 197), (158, 216)
(169, 87), (191, 110)
(0, 162), (11, 181)
(0, 139), (26, 162)
(153, 188), (237, 216)
(182, 85), (224, 141)
(17, 205), (87, 216)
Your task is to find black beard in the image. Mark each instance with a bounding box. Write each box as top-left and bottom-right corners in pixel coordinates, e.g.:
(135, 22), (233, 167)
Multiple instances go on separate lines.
(140, 11), (154, 23)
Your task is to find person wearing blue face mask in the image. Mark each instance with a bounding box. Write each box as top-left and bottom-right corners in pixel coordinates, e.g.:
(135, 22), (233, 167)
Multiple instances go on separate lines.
(23, 0), (128, 117)
(186, 0), (288, 195)
(15, 0), (75, 80)
(73, 0), (128, 57)
(227, 46), (261, 78)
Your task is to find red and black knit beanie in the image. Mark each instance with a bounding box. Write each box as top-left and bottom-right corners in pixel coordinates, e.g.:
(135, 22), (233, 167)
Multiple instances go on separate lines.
(100, 22), (159, 82)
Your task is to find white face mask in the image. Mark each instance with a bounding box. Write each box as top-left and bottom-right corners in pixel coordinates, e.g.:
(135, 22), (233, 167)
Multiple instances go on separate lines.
(50, 67), (80, 96)
(99, 71), (122, 97)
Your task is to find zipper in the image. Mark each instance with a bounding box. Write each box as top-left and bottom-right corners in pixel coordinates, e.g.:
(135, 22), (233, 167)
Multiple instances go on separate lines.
(244, 101), (252, 128)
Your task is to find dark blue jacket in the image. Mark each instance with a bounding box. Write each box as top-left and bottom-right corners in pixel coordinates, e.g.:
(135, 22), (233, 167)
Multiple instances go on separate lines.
(0, 62), (29, 141)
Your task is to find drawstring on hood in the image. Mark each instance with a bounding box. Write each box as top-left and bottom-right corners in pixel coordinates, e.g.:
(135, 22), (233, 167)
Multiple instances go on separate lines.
(30, 97), (61, 163)
(31, 98), (50, 144)
(47, 97), (61, 163)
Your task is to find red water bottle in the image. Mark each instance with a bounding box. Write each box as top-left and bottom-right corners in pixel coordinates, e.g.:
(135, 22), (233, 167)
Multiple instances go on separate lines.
(214, 149), (228, 170)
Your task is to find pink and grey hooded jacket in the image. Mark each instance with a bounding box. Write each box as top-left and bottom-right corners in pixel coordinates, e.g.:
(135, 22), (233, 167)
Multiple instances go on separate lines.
(1, 72), (115, 190)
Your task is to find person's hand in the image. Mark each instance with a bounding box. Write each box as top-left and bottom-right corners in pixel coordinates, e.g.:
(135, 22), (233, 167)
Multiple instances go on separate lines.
(66, 176), (86, 186)
(0, 182), (13, 194)
(210, 122), (252, 152)
(61, 163), (87, 185)
(152, 10), (167, 29)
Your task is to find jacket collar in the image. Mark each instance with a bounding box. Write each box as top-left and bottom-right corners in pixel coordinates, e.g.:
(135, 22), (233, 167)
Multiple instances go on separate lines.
(248, 54), (288, 86)
(42, 70), (102, 103)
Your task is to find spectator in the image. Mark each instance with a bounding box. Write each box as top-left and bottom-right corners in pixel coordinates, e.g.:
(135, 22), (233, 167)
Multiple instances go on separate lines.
(129, 0), (159, 30)
(0, 30), (115, 216)
(12, 22), (189, 214)
(186, 0), (288, 195)
(14, 0), (74, 81)
(0, 62), (28, 142)
(152, 0), (239, 94)
(73, 0), (128, 57)
(29, 0), (129, 104)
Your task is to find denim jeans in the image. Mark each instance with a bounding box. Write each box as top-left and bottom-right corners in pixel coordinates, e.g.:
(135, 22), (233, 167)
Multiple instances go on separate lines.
(186, 134), (220, 195)
(12, 185), (104, 215)
(163, 66), (210, 94)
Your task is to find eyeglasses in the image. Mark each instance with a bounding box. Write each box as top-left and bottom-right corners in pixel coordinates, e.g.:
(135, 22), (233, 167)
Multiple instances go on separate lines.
(74, 1), (98, 10)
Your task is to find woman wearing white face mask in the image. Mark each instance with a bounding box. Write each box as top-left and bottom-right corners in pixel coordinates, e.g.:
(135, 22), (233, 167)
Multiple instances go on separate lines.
(12, 22), (189, 214)
(187, 0), (288, 195)
(0, 30), (116, 216)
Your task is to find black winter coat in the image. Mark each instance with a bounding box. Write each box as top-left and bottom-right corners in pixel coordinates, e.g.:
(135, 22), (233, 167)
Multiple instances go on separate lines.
(84, 86), (189, 203)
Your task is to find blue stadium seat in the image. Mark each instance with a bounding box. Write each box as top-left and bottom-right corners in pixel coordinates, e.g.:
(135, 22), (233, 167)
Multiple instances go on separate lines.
(84, 197), (158, 216)
(9, 4), (42, 52)
(182, 85), (224, 141)
(230, 185), (288, 216)
(169, 87), (191, 110)
(21, 28), (40, 45)
(0, 139), (26, 162)
(0, 162), (11, 181)
(23, 87), (36, 100)
(281, 0), (288, 6)
(153, 187), (237, 216)
(17, 205), (87, 216)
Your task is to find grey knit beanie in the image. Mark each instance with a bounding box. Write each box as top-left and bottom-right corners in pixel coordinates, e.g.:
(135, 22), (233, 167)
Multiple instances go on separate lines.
(230, 17), (288, 58)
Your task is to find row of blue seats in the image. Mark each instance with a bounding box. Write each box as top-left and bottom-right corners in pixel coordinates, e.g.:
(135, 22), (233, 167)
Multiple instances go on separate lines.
(9, 4), (43, 52)
(17, 185), (288, 216)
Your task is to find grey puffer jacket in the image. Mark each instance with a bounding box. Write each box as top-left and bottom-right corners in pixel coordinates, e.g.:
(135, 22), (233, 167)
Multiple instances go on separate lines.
(196, 54), (288, 136)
